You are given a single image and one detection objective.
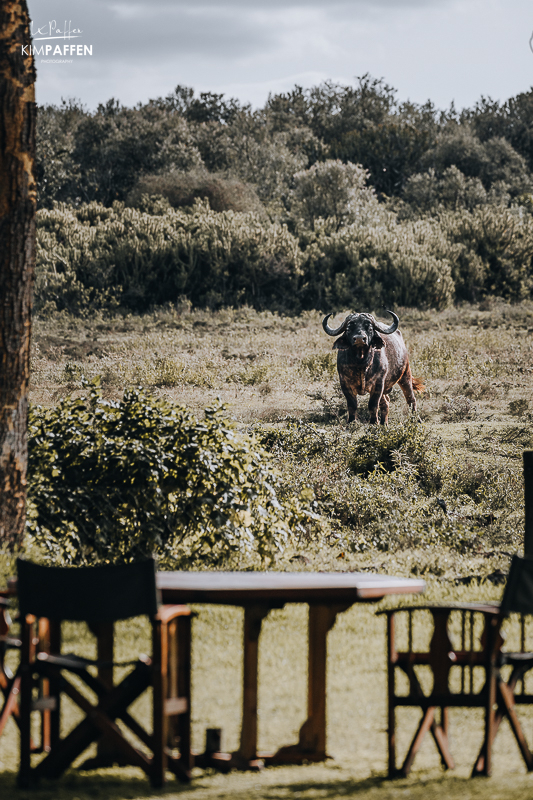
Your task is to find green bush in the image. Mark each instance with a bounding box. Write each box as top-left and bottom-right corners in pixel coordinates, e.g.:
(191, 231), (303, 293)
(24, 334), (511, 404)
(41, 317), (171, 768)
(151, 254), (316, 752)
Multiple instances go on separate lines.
(127, 170), (265, 216)
(441, 205), (533, 301)
(26, 382), (316, 566)
(33, 190), (533, 317)
(35, 200), (302, 314)
(300, 216), (455, 310)
(299, 352), (337, 379)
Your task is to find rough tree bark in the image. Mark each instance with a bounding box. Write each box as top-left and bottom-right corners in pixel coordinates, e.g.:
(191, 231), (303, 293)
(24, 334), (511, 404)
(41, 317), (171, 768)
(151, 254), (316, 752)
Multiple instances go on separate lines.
(0, 1), (36, 549)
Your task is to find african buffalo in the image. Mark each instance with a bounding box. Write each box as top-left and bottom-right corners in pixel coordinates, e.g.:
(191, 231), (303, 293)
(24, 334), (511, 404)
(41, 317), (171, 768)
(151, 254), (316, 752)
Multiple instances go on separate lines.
(322, 310), (423, 424)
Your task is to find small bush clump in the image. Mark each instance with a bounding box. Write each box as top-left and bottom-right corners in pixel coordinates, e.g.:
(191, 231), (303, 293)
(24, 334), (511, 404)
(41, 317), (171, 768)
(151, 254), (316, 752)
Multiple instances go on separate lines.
(300, 353), (337, 379)
(346, 420), (444, 493)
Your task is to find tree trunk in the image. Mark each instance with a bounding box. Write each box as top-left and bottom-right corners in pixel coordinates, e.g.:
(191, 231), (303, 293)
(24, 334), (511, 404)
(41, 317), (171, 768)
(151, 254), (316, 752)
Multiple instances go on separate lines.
(0, 1), (36, 549)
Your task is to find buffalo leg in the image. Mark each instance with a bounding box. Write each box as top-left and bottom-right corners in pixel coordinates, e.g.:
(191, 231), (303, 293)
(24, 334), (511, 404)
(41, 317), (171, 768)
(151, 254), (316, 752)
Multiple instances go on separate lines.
(368, 382), (384, 424)
(379, 394), (390, 425)
(398, 368), (417, 415)
(339, 377), (357, 423)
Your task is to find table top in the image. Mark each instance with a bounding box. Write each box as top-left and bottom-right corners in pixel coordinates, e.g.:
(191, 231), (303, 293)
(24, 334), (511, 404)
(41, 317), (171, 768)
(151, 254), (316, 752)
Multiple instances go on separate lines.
(157, 570), (425, 605)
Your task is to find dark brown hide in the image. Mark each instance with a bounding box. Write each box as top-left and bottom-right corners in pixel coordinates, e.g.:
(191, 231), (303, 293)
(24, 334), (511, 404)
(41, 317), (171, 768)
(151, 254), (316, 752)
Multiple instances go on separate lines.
(323, 312), (421, 424)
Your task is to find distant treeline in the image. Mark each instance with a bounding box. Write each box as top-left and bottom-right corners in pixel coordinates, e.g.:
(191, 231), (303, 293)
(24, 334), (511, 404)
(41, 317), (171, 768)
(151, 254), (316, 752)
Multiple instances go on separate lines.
(35, 76), (533, 313)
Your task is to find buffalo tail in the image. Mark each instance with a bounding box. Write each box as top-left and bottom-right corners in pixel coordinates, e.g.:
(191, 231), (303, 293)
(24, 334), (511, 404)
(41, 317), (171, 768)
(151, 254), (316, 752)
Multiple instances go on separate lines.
(412, 376), (426, 393)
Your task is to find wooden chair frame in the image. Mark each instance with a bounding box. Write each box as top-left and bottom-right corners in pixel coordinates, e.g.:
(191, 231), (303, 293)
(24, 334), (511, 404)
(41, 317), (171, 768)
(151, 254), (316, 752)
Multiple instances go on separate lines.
(384, 558), (533, 779)
(0, 596), (21, 741)
(15, 559), (192, 789)
(0, 595), (56, 754)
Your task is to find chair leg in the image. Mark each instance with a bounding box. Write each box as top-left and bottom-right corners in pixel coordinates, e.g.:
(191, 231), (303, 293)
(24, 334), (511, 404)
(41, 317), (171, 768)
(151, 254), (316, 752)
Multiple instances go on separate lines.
(431, 711), (455, 770)
(498, 680), (533, 770)
(47, 620), (62, 752)
(401, 707), (436, 777)
(482, 666), (497, 777)
(0, 674), (21, 737)
(18, 616), (34, 789)
(152, 618), (168, 788)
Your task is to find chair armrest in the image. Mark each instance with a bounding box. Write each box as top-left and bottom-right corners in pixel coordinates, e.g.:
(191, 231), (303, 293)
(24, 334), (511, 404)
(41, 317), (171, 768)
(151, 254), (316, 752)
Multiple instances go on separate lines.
(154, 604), (191, 624)
(378, 602), (502, 616)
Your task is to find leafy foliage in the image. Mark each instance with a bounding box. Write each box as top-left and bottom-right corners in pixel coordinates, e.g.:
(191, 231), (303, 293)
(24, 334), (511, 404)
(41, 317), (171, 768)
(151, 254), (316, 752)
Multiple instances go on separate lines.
(35, 200), (302, 314)
(289, 159), (379, 232)
(330, 119), (436, 196)
(127, 170), (265, 216)
(26, 382), (316, 566)
(441, 205), (533, 302)
(300, 214), (455, 310)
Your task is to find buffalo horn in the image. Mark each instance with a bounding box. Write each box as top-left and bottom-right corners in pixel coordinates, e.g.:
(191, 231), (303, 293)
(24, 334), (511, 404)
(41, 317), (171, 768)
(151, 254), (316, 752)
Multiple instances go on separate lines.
(322, 313), (349, 337)
(373, 310), (399, 335)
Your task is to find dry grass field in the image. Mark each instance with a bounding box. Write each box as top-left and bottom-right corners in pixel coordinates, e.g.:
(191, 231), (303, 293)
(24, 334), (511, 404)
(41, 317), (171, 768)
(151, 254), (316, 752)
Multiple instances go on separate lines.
(28, 299), (533, 578)
(3, 300), (533, 798)
(29, 300), (533, 428)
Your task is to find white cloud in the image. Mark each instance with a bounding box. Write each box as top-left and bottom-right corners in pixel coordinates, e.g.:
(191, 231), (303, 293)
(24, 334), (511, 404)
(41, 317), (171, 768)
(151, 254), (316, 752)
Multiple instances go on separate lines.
(27, 0), (533, 111)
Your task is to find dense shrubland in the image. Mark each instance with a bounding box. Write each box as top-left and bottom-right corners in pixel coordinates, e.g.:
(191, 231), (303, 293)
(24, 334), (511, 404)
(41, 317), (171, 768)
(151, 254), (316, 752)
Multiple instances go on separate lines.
(35, 196), (533, 314)
(34, 76), (533, 315)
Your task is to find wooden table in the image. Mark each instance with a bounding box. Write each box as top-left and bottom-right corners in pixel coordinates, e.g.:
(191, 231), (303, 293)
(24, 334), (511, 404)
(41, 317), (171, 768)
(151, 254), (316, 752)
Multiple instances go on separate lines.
(157, 571), (425, 770)
(4, 571), (424, 771)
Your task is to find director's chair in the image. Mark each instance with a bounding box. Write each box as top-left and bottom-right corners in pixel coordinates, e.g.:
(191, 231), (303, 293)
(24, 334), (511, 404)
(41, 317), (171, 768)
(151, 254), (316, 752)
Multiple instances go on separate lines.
(383, 555), (533, 778)
(16, 557), (192, 789)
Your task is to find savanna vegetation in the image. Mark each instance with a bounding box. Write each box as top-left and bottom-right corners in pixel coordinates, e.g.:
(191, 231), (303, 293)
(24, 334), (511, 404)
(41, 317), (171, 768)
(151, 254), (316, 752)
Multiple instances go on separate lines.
(21, 298), (533, 580)
(5, 77), (533, 797)
(1, 300), (529, 796)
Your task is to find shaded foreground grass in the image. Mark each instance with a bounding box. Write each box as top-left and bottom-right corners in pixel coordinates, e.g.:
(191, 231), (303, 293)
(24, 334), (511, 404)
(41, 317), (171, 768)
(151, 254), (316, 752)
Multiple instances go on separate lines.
(4, 583), (533, 798)
(4, 768), (533, 800)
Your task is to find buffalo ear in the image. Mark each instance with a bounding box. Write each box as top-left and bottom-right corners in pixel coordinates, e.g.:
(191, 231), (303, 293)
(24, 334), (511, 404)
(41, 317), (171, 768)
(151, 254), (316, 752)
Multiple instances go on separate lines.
(371, 332), (385, 349)
(333, 335), (350, 350)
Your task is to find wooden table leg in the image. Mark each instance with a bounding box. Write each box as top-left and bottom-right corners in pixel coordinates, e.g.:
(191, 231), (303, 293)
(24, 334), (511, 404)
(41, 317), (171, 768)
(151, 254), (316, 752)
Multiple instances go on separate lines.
(268, 603), (352, 765)
(196, 604), (275, 772)
(230, 605), (272, 770)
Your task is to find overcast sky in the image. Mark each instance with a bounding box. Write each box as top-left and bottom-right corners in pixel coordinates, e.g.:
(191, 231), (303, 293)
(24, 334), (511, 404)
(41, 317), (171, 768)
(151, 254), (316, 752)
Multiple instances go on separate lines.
(26, 0), (533, 113)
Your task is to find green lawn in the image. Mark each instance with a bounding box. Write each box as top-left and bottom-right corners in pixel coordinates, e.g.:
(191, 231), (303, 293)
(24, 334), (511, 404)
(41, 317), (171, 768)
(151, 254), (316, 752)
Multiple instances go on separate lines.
(4, 583), (533, 799)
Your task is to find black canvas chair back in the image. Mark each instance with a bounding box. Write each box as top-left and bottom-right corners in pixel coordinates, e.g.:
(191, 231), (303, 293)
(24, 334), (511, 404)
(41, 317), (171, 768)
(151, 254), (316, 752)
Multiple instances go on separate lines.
(500, 555), (533, 617)
(17, 557), (160, 622)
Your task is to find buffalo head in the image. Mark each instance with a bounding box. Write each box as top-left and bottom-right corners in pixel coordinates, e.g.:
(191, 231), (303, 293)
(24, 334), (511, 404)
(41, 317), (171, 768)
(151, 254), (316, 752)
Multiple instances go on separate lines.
(322, 311), (399, 362)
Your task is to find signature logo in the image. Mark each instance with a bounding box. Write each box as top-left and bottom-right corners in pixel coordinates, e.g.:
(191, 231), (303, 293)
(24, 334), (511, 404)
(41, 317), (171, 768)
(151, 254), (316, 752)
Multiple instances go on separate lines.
(23, 20), (92, 59)
(31, 20), (82, 41)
